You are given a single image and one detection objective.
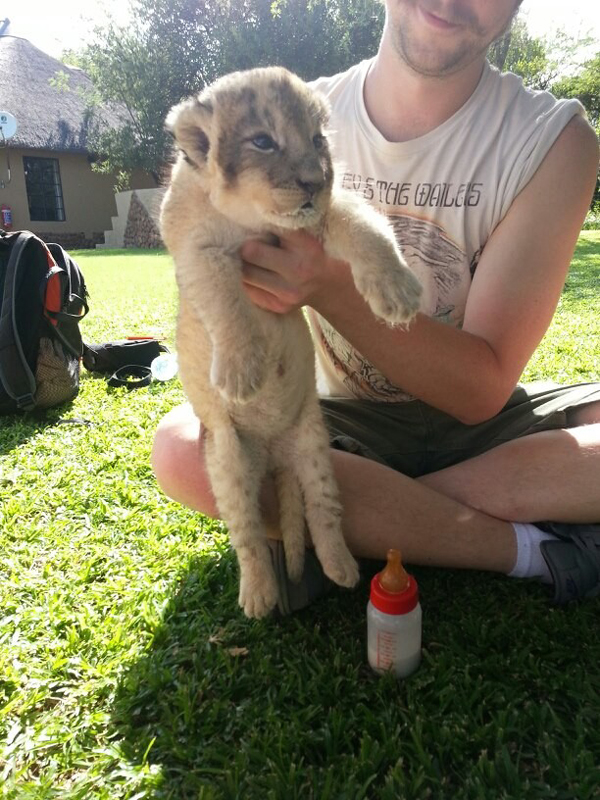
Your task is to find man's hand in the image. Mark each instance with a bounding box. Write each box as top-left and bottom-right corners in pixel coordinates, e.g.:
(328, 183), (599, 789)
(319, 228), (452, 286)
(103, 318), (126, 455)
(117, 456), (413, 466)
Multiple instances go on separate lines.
(240, 230), (349, 314)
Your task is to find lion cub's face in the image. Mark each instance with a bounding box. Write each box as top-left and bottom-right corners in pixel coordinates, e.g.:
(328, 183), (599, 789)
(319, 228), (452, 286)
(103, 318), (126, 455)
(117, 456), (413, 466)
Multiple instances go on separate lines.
(167, 68), (334, 229)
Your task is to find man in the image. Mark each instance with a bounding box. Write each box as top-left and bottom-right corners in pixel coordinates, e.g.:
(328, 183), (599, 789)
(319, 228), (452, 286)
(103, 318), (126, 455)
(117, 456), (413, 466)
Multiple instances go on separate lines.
(152, 0), (600, 610)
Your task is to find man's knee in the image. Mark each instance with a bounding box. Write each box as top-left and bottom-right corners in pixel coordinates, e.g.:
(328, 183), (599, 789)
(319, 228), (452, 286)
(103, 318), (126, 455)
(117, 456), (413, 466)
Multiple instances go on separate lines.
(152, 405), (195, 481)
(151, 405), (218, 516)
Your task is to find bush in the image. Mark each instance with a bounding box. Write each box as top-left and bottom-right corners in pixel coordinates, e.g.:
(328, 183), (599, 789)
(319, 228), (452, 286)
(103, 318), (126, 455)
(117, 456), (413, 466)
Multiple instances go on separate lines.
(583, 203), (600, 230)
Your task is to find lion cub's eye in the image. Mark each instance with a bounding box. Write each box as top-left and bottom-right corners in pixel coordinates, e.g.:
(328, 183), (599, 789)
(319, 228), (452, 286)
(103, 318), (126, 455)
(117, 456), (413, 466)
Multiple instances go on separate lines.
(250, 134), (278, 152)
(313, 133), (326, 149)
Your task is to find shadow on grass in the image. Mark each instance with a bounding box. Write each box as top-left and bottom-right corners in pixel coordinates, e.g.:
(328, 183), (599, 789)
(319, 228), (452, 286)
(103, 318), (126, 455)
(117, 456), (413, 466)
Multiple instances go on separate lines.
(110, 550), (600, 799)
(561, 237), (600, 303)
(109, 550), (382, 798)
(0, 400), (82, 454)
(0, 372), (159, 454)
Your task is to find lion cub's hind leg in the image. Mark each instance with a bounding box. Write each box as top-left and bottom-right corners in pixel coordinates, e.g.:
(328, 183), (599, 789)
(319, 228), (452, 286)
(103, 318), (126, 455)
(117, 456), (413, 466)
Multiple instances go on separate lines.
(271, 458), (306, 583)
(204, 425), (278, 618)
(290, 401), (359, 588)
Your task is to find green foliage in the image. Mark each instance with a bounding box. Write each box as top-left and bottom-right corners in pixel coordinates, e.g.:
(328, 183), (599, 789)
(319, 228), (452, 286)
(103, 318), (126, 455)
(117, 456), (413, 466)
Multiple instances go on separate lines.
(583, 203), (600, 231)
(216, 0), (384, 80)
(553, 53), (600, 209)
(0, 236), (599, 797)
(71, 0), (383, 181)
(489, 19), (594, 91)
(489, 19), (547, 85)
(553, 52), (600, 132)
(73, 0), (222, 185)
(47, 69), (71, 92)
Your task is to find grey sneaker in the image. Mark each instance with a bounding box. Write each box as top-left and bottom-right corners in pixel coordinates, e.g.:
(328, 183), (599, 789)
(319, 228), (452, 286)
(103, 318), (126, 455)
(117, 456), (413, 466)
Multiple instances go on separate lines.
(267, 540), (335, 616)
(538, 522), (600, 605)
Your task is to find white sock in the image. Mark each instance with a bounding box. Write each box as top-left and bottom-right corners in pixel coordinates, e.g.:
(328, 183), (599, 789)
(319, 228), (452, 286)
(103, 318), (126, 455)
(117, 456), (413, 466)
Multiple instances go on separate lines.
(508, 523), (558, 584)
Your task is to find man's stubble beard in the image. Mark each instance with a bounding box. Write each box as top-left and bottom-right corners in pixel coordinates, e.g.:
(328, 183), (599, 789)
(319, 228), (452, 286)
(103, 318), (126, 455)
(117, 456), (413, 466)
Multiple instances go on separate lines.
(392, 28), (489, 77)
(388, 2), (519, 79)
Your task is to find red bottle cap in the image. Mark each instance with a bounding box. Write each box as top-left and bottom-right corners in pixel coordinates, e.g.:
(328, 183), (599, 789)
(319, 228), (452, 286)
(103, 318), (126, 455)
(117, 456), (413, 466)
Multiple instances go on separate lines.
(370, 549), (419, 615)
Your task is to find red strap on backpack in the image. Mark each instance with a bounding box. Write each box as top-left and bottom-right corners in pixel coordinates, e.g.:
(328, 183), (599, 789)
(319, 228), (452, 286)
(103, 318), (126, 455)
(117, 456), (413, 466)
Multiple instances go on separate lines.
(43, 244), (61, 327)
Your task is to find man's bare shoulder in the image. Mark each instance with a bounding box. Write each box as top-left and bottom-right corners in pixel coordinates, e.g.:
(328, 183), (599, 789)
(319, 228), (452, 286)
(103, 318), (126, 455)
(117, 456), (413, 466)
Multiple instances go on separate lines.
(515, 111), (598, 208)
(552, 113), (599, 168)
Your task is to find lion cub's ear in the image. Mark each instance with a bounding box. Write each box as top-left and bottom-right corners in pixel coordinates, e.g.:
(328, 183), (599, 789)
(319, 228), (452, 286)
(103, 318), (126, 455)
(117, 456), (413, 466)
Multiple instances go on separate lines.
(166, 97), (214, 168)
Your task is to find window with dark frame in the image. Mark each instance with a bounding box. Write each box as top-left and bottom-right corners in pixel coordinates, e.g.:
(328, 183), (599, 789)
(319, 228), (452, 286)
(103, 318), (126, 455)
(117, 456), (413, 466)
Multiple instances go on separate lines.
(23, 156), (66, 222)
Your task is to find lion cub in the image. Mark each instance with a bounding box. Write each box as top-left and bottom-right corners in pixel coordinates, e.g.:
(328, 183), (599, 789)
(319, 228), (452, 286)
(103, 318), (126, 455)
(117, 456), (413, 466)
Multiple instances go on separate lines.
(160, 67), (421, 618)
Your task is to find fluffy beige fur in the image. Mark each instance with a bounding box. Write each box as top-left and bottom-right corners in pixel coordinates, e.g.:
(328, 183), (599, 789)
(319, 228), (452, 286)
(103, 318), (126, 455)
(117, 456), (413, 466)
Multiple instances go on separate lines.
(160, 67), (422, 618)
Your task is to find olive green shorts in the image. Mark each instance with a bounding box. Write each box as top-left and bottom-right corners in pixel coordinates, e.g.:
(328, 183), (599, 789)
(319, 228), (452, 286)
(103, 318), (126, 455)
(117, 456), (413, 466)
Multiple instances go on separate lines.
(320, 381), (600, 479)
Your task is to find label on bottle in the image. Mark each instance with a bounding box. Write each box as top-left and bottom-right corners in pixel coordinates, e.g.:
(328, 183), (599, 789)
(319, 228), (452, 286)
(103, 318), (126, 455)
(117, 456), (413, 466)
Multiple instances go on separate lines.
(367, 602), (422, 677)
(376, 630), (396, 670)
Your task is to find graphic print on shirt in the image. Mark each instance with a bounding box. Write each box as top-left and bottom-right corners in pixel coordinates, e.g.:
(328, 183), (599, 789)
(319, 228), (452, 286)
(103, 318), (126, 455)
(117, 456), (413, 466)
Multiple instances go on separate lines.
(316, 212), (471, 402)
(388, 214), (468, 322)
(340, 171), (484, 212)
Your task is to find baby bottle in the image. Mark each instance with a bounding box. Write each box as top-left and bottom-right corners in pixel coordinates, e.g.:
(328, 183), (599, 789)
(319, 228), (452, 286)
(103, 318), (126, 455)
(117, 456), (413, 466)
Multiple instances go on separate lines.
(367, 548), (422, 678)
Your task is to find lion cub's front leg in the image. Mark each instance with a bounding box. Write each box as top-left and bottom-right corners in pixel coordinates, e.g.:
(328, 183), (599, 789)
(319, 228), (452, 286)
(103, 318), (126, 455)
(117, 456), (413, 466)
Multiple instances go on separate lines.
(324, 194), (422, 326)
(177, 245), (268, 403)
(209, 334), (268, 404)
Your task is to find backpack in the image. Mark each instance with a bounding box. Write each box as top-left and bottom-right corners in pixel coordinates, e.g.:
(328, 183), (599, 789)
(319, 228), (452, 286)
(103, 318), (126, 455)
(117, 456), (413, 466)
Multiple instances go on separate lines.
(0, 230), (89, 414)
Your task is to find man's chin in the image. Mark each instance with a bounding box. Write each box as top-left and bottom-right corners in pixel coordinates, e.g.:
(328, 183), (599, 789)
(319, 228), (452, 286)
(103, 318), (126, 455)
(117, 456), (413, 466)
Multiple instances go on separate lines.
(397, 38), (487, 78)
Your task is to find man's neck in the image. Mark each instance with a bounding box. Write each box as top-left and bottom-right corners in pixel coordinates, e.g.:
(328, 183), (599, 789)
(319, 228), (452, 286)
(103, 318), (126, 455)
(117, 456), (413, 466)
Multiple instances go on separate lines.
(364, 34), (487, 143)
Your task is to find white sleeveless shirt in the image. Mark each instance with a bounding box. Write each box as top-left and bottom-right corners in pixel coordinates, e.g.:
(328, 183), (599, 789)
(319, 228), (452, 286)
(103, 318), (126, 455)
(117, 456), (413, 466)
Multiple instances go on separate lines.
(308, 59), (585, 401)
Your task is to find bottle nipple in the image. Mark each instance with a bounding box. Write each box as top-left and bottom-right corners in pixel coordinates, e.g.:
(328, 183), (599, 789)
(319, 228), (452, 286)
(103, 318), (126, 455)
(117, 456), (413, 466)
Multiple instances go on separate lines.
(378, 549), (409, 593)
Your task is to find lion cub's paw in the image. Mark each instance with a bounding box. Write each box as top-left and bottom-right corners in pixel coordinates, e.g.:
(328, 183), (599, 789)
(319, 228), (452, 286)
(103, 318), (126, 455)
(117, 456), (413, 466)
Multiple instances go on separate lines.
(238, 562), (279, 618)
(357, 263), (422, 327)
(321, 548), (360, 589)
(210, 337), (268, 403)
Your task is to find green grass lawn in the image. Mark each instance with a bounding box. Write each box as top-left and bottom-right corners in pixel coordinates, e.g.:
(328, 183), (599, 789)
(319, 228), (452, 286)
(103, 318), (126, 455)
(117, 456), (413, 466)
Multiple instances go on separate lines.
(1, 234), (599, 799)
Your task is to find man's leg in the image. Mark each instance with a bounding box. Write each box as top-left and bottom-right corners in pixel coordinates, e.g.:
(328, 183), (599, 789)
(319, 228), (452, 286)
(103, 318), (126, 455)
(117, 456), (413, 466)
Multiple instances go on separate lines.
(419, 405), (600, 524)
(153, 403), (600, 605)
(153, 401), (600, 526)
(151, 404), (518, 573)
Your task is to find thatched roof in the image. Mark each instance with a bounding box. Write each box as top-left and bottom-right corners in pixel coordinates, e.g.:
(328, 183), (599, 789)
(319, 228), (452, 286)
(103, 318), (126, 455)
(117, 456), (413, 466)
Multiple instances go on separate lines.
(0, 35), (121, 154)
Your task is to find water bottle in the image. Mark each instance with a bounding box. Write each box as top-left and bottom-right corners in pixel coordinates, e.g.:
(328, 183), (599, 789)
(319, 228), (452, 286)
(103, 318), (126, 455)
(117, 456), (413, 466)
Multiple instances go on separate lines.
(151, 352), (178, 381)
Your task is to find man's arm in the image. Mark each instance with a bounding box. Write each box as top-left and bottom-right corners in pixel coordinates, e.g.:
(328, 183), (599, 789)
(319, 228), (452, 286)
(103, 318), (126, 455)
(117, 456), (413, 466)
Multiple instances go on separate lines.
(241, 115), (599, 423)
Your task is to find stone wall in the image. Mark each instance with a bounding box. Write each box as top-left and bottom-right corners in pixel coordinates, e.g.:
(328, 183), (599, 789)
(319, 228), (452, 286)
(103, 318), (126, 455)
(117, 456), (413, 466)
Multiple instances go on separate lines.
(100, 188), (165, 249)
(123, 191), (163, 249)
(37, 231), (105, 249)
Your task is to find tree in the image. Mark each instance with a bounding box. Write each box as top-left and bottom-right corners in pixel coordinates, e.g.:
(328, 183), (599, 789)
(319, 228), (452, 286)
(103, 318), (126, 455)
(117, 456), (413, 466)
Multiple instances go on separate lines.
(64, 0), (225, 185)
(552, 52), (600, 133)
(216, 0), (383, 80)
(489, 19), (593, 92)
(552, 51), (600, 209)
(488, 19), (548, 84)
(64, 0), (383, 184)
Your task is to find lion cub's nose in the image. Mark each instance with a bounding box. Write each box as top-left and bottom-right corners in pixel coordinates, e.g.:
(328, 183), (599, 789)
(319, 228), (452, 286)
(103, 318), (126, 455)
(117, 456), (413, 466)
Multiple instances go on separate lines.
(296, 178), (324, 198)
